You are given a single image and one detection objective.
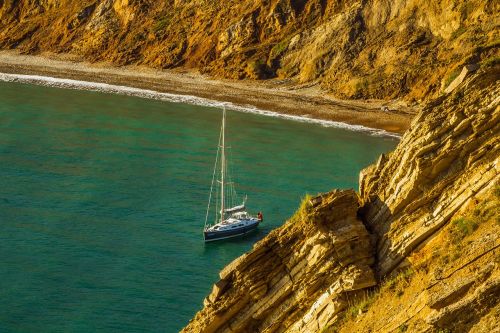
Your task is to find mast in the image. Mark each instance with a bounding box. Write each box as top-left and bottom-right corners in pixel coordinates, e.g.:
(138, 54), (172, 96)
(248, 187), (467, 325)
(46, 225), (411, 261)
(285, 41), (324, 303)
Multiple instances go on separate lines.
(220, 106), (226, 223)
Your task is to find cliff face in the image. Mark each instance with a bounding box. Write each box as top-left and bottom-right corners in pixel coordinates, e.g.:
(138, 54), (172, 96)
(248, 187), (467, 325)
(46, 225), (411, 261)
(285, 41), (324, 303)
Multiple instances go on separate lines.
(0, 0), (498, 102)
(183, 189), (378, 333)
(184, 68), (499, 332)
(2, 2), (498, 331)
(338, 181), (500, 332)
(349, 67), (500, 332)
(360, 68), (500, 276)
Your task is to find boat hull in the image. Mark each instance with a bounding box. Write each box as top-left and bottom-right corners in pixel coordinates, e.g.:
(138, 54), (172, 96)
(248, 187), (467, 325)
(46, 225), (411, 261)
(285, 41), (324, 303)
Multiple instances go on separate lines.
(204, 220), (260, 242)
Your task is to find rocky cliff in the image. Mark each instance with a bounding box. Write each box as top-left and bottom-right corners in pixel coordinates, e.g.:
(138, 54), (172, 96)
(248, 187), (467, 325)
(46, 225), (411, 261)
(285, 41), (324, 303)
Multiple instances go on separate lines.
(0, 0), (498, 102)
(183, 67), (499, 332)
(183, 189), (378, 332)
(1, 1), (498, 331)
(360, 67), (499, 277)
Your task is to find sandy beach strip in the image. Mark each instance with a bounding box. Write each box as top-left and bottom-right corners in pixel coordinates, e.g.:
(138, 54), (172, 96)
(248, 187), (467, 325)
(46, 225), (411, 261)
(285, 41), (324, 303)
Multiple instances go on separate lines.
(0, 50), (415, 135)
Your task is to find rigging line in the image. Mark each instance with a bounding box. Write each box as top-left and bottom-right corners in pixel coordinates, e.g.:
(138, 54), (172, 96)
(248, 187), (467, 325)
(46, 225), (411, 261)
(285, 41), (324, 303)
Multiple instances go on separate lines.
(229, 163), (233, 206)
(226, 155), (232, 208)
(226, 134), (232, 208)
(215, 176), (219, 224)
(227, 145), (234, 206)
(229, 145), (239, 203)
(215, 185), (219, 224)
(229, 149), (238, 206)
(225, 158), (229, 208)
(204, 123), (223, 230)
(225, 162), (229, 210)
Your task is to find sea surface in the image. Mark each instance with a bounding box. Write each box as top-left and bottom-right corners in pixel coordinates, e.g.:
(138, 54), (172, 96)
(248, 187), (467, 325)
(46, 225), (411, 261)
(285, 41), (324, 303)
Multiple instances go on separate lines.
(0, 81), (397, 332)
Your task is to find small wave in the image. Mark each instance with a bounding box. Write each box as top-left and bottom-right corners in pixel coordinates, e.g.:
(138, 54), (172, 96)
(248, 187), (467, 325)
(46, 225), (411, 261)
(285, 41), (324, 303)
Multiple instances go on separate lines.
(0, 72), (401, 138)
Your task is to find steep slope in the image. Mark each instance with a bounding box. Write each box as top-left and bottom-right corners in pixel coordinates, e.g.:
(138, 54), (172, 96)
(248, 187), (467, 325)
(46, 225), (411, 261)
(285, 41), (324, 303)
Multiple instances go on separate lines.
(336, 186), (500, 333)
(338, 67), (500, 332)
(0, 0), (498, 102)
(360, 67), (499, 276)
(183, 67), (499, 331)
(183, 190), (377, 332)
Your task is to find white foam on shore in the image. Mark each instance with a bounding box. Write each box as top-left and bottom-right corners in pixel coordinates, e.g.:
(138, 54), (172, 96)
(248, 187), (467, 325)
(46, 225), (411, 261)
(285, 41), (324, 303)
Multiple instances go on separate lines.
(0, 72), (401, 138)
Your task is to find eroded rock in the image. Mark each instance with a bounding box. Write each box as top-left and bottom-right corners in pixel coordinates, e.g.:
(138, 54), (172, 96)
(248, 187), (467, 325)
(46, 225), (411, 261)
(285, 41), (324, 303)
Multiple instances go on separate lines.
(183, 189), (376, 333)
(360, 71), (500, 276)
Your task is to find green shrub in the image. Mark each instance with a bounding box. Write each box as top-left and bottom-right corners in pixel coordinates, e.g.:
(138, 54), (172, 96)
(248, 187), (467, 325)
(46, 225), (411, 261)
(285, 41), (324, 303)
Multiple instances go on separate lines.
(440, 254), (450, 265)
(355, 78), (369, 93)
(443, 68), (461, 89)
(451, 26), (466, 40)
(398, 323), (408, 332)
(154, 17), (170, 33)
(289, 194), (312, 223)
(320, 325), (333, 333)
(460, 2), (474, 19)
(270, 38), (290, 58)
(436, 329), (451, 333)
(382, 268), (414, 295)
(481, 56), (500, 68)
(451, 247), (462, 261)
(494, 186), (500, 198)
(247, 58), (268, 77)
(395, 268), (414, 296)
(385, 276), (397, 290)
(345, 292), (376, 320)
(400, 268), (414, 280)
(451, 217), (479, 240)
(450, 217), (479, 241)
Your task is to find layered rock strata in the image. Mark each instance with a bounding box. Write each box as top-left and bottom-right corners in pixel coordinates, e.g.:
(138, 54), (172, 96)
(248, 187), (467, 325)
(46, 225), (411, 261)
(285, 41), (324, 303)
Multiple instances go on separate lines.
(183, 189), (377, 332)
(337, 184), (500, 333)
(360, 69), (500, 276)
(185, 69), (499, 332)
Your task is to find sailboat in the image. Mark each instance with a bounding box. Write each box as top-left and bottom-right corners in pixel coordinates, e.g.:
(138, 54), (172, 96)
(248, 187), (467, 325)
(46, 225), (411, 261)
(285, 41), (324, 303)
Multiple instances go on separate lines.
(203, 107), (262, 242)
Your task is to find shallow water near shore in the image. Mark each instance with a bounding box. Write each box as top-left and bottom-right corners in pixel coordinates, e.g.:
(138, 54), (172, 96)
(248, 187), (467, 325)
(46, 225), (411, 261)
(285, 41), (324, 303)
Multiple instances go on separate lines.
(0, 72), (402, 137)
(0, 81), (397, 332)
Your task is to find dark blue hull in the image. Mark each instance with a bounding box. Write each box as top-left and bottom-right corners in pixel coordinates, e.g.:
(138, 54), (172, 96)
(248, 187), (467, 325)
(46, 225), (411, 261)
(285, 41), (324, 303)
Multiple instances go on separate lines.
(204, 221), (260, 242)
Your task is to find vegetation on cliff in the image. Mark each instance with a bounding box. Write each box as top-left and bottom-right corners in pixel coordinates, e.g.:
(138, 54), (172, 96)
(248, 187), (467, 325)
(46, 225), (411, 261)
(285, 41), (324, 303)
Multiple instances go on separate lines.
(1, 1), (498, 331)
(183, 67), (499, 332)
(335, 185), (500, 333)
(0, 0), (498, 103)
(183, 189), (379, 332)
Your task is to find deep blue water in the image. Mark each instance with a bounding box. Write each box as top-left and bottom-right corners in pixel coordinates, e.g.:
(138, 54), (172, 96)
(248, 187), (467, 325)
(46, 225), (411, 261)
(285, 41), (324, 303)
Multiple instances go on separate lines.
(0, 81), (398, 332)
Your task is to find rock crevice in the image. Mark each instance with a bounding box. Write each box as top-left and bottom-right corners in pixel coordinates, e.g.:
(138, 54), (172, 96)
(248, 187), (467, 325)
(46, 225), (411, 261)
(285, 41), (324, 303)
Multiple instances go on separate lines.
(184, 69), (499, 332)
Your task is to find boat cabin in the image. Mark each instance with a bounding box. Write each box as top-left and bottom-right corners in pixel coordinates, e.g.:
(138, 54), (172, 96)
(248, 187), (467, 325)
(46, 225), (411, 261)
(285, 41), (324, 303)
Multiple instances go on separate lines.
(231, 211), (249, 219)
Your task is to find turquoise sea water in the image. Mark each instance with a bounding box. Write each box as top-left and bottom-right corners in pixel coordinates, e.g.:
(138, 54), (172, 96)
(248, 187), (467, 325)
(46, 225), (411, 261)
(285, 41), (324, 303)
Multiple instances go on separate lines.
(0, 81), (398, 332)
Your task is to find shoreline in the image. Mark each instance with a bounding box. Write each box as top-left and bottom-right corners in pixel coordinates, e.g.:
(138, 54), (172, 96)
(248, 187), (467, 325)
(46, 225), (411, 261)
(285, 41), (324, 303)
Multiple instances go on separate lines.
(0, 72), (399, 137)
(0, 51), (415, 135)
